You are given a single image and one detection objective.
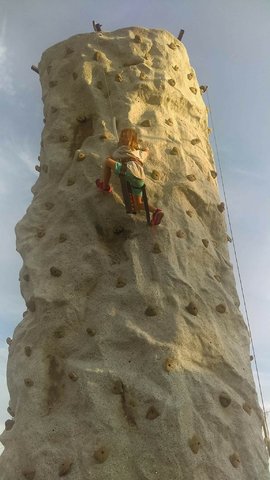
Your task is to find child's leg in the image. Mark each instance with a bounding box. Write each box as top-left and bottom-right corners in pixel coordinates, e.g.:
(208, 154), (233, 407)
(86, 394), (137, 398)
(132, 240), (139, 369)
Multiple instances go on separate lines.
(133, 194), (156, 213)
(103, 157), (117, 188)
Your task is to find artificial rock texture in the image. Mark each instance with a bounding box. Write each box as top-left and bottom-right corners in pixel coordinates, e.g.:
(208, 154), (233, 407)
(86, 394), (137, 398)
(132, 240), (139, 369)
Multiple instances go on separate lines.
(0, 27), (269, 480)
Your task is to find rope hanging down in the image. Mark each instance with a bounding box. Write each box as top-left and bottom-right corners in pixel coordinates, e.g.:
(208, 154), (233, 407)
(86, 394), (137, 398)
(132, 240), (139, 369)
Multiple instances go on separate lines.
(206, 90), (270, 452)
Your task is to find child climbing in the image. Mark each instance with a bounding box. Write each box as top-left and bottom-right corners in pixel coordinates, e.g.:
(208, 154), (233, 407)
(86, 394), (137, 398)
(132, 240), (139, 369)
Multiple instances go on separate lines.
(96, 128), (164, 225)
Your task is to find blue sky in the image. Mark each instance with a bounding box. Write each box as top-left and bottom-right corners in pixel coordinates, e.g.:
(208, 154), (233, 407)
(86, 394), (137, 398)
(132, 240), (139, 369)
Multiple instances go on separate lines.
(0, 0), (270, 445)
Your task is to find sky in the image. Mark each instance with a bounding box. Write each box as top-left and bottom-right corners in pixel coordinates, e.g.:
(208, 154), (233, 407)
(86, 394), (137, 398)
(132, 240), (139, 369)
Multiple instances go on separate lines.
(0, 0), (270, 452)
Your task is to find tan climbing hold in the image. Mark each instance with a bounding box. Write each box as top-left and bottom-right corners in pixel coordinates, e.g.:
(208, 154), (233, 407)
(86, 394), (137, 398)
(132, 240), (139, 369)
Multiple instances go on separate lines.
(191, 138), (200, 145)
(112, 380), (124, 394)
(164, 357), (177, 373)
(216, 304), (226, 314)
(168, 79), (176, 87)
(202, 239), (209, 248)
(93, 51), (102, 61)
(139, 72), (146, 80)
(151, 169), (160, 180)
(100, 133), (108, 140)
(67, 177), (75, 186)
(76, 115), (87, 123)
(113, 225), (124, 235)
(59, 233), (68, 242)
(176, 230), (186, 238)
(68, 372), (78, 382)
(22, 470), (36, 480)
(140, 119), (151, 127)
(187, 72), (193, 80)
(94, 446), (109, 463)
(250, 355), (254, 361)
(24, 378), (34, 387)
(35, 165), (41, 172)
(5, 419), (15, 431)
(45, 201), (54, 210)
(116, 277), (126, 288)
(51, 106), (58, 113)
(217, 202), (225, 213)
(50, 266), (62, 277)
(229, 453), (241, 468)
(6, 337), (12, 346)
(186, 210), (193, 217)
(86, 327), (96, 336)
(227, 234), (232, 243)
(115, 73), (123, 82)
(210, 170), (217, 179)
(152, 243), (161, 254)
(26, 298), (36, 312)
(242, 401), (252, 415)
(190, 87), (197, 94)
(188, 434), (201, 454)
(214, 274), (221, 282)
(165, 118), (173, 126)
(59, 135), (68, 143)
(146, 406), (160, 420)
(219, 392), (231, 408)
(145, 306), (158, 316)
(134, 34), (141, 43)
(170, 147), (178, 155)
(200, 85), (208, 93)
(54, 327), (65, 339)
(7, 406), (15, 417)
(77, 151), (86, 161)
(186, 174), (196, 182)
(25, 346), (32, 357)
(186, 302), (198, 316)
(65, 47), (74, 55)
(173, 65), (179, 71)
(23, 273), (30, 281)
(59, 460), (73, 477)
(168, 42), (177, 50)
(49, 80), (58, 88)
(72, 72), (78, 80)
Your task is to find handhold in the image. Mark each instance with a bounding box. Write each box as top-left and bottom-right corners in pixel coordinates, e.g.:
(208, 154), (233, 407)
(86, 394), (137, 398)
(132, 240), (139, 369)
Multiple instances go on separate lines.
(168, 42), (177, 50)
(5, 419), (15, 431)
(49, 80), (58, 88)
(210, 170), (217, 179)
(68, 372), (78, 382)
(217, 202), (225, 212)
(113, 225), (124, 234)
(93, 51), (102, 61)
(67, 177), (75, 186)
(191, 138), (200, 145)
(250, 355), (254, 361)
(59, 460), (73, 477)
(200, 85), (208, 93)
(42, 164), (48, 173)
(151, 169), (160, 180)
(140, 119), (151, 127)
(173, 65), (179, 71)
(134, 34), (141, 43)
(76, 115), (87, 123)
(242, 401), (252, 415)
(115, 73), (123, 82)
(165, 118), (173, 126)
(176, 230), (186, 238)
(65, 47), (74, 55)
(168, 79), (176, 87)
(216, 304), (226, 313)
(51, 106), (58, 113)
(116, 277), (126, 288)
(31, 65), (39, 74)
(7, 406), (15, 417)
(189, 435), (201, 454)
(50, 266), (62, 277)
(6, 337), (12, 346)
(186, 174), (196, 182)
(94, 446), (109, 463)
(219, 392), (231, 408)
(145, 306), (158, 316)
(26, 298), (36, 312)
(227, 234), (232, 243)
(186, 302), (198, 316)
(186, 210), (193, 217)
(100, 133), (108, 140)
(170, 147), (178, 155)
(23, 274), (30, 281)
(25, 346), (32, 357)
(86, 327), (96, 336)
(72, 72), (78, 80)
(22, 470), (36, 480)
(54, 327), (65, 339)
(112, 380), (124, 394)
(45, 201), (54, 210)
(190, 87), (197, 94)
(229, 453), (241, 468)
(202, 239), (209, 248)
(187, 72), (194, 80)
(35, 165), (41, 172)
(164, 357), (177, 373)
(59, 135), (68, 143)
(214, 274), (221, 282)
(59, 233), (67, 243)
(139, 72), (146, 80)
(144, 53), (150, 60)
(77, 151), (86, 161)
(146, 406), (160, 420)
(24, 378), (34, 387)
(152, 243), (161, 254)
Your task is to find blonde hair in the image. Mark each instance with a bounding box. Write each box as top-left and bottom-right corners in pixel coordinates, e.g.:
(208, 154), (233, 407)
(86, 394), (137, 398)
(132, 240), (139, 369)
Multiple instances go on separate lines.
(118, 128), (138, 150)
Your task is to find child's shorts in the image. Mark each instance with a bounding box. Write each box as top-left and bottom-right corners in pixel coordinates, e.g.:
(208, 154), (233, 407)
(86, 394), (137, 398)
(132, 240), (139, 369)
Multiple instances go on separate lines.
(114, 162), (145, 196)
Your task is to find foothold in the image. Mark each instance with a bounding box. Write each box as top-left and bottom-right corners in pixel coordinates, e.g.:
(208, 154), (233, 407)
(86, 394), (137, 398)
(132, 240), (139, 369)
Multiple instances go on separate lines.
(144, 53), (150, 60)
(227, 234), (232, 243)
(77, 152), (86, 161)
(217, 202), (225, 213)
(250, 355), (254, 361)
(151, 169), (160, 180)
(45, 201), (54, 210)
(242, 401), (252, 415)
(164, 357), (177, 373)
(173, 65), (179, 71)
(168, 42), (177, 50)
(59, 233), (68, 243)
(59, 135), (68, 143)
(68, 372), (78, 382)
(188, 435), (201, 454)
(7, 406), (15, 417)
(202, 239), (209, 248)
(165, 118), (173, 126)
(168, 79), (176, 87)
(116, 277), (126, 288)
(176, 230), (186, 238)
(139, 72), (147, 80)
(25, 346), (32, 357)
(190, 87), (197, 94)
(65, 47), (74, 55)
(186, 174), (196, 182)
(96, 80), (103, 89)
(134, 34), (141, 43)
(54, 327), (65, 339)
(6, 337), (12, 346)
(200, 85), (208, 93)
(113, 225), (124, 235)
(51, 106), (58, 113)
(76, 115), (87, 123)
(115, 73), (123, 82)
(186, 210), (193, 217)
(216, 304), (226, 314)
(86, 327), (96, 337)
(186, 302), (198, 316)
(93, 51), (102, 61)
(22, 470), (36, 480)
(26, 299), (36, 312)
(50, 267), (62, 277)
(229, 453), (241, 469)
(31, 65), (39, 74)
(112, 380), (124, 394)
(140, 119), (151, 127)
(187, 72), (194, 80)
(214, 274), (221, 282)
(100, 133), (108, 140)
(42, 164), (48, 173)
(145, 306), (158, 316)
(219, 392), (231, 408)
(170, 147), (178, 155)
(72, 72), (78, 80)
(59, 460), (73, 477)
(210, 170), (217, 179)
(49, 80), (58, 88)
(24, 378), (34, 387)
(35, 165), (41, 172)
(67, 177), (75, 186)
(146, 406), (160, 420)
(5, 419), (15, 431)
(94, 447), (109, 463)
(152, 243), (161, 254)
(191, 138), (200, 145)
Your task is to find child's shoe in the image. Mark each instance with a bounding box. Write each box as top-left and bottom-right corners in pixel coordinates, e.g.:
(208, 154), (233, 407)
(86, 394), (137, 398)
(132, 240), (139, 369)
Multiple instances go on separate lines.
(96, 179), (112, 193)
(151, 208), (164, 225)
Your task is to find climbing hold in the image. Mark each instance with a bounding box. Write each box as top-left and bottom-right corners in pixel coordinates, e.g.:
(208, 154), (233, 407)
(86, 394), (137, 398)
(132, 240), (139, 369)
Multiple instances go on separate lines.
(45, 201), (54, 210)
(115, 73), (123, 82)
(94, 447), (109, 463)
(112, 380), (124, 394)
(116, 277), (126, 288)
(140, 119), (151, 127)
(176, 230), (186, 238)
(186, 302), (198, 316)
(151, 169), (160, 180)
(190, 87), (197, 94)
(168, 79), (176, 87)
(59, 233), (67, 243)
(165, 118), (173, 126)
(54, 327), (65, 339)
(145, 306), (158, 316)
(186, 210), (193, 217)
(146, 406), (160, 420)
(31, 65), (39, 74)
(250, 355), (254, 361)
(59, 460), (73, 477)
(67, 177), (75, 186)
(217, 202), (225, 213)
(49, 80), (58, 88)
(144, 53), (150, 60)
(42, 164), (48, 173)
(139, 72), (147, 80)
(68, 372), (78, 382)
(191, 138), (200, 145)
(50, 267), (62, 277)
(100, 133), (108, 140)
(76, 115), (87, 123)
(5, 419), (15, 431)
(229, 453), (241, 468)
(35, 165), (41, 172)
(25, 346), (32, 357)
(65, 47), (74, 55)
(59, 135), (68, 143)
(170, 147), (178, 155)
(210, 170), (217, 179)
(242, 402), (252, 415)
(168, 42), (177, 50)
(51, 106), (58, 113)
(187, 73), (194, 80)
(6, 337), (12, 346)
(216, 304), (226, 313)
(173, 65), (179, 71)
(152, 243), (161, 254)
(164, 357), (177, 373)
(86, 327), (96, 337)
(93, 51), (102, 61)
(188, 434), (201, 454)
(134, 34), (141, 43)
(24, 378), (34, 387)
(7, 406), (15, 417)
(22, 470), (36, 480)
(200, 85), (208, 93)
(227, 235), (232, 243)
(26, 298), (36, 312)
(113, 225), (124, 235)
(186, 174), (196, 182)
(219, 392), (231, 408)
(208, 128), (212, 134)
(202, 239), (209, 248)
(23, 274), (30, 281)
(96, 80), (103, 89)
(77, 151), (86, 161)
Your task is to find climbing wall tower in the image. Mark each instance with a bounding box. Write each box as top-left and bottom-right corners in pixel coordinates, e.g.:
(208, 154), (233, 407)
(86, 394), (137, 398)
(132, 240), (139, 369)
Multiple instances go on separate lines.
(1, 27), (269, 480)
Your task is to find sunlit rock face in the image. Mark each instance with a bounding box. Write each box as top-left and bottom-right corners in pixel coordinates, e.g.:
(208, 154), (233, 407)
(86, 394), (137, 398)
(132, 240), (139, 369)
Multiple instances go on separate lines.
(0, 27), (269, 480)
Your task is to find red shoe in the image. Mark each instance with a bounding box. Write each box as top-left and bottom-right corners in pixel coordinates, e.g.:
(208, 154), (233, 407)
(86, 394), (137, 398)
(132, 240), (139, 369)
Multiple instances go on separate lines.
(151, 208), (164, 226)
(96, 179), (112, 193)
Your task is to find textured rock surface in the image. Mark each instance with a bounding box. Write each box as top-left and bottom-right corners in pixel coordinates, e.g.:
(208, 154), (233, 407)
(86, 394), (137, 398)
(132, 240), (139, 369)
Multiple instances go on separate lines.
(0, 27), (269, 479)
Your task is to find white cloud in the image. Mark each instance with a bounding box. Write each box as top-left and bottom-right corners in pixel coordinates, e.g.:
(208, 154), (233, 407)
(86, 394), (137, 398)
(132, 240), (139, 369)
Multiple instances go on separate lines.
(0, 16), (15, 96)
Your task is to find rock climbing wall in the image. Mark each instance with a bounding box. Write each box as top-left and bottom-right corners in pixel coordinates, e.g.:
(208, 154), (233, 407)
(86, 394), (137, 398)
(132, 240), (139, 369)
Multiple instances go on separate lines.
(0, 27), (269, 480)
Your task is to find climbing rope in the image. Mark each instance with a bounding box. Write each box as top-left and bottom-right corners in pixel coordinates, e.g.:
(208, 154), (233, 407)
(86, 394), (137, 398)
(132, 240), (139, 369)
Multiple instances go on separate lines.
(206, 90), (270, 452)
